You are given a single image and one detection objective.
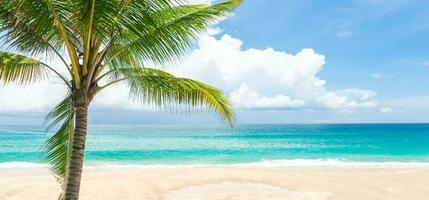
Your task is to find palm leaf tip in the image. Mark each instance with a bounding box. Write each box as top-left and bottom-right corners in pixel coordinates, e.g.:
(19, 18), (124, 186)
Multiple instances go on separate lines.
(188, 80), (235, 127)
(228, 0), (244, 6)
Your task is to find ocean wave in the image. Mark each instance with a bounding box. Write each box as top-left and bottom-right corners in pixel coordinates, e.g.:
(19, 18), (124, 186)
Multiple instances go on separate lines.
(84, 164), (209, 169)
(0, 162), (47, 169)
(2, 159), (429, 169)
(232, 159), (429, 168)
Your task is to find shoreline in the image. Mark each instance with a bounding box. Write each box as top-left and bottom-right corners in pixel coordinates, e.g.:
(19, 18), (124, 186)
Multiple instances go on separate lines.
(3, 159), (429, 169)
(2, 166), (429, 200)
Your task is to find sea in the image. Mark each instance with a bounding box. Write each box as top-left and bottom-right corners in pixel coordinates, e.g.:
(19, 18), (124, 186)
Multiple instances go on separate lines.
(1, 124), (429, 168)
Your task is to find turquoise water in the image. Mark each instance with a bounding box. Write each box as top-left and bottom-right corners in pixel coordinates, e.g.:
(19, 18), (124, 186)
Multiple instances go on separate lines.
(1, 124), (429, 167)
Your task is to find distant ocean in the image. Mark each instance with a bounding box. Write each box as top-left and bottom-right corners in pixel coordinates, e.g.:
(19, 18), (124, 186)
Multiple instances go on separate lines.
(2, 124), (429, 168)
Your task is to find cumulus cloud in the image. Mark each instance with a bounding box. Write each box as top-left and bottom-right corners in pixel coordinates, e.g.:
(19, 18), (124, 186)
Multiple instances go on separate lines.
(0, 83), (64, 112)
(379, 96), (429, 118)
(371, 72), (390, 79)
(380, 107), (393, 113)
(169, 33), (377, 110)
(421, 60), (429, 67)
(0, 57), (68, 113)
(336, 30), (353, 38)
(230, 84), (304, 109)
(316, 89), (377, 109)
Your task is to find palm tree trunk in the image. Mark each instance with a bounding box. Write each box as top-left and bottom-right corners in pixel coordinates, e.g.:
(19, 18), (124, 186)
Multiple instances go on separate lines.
(64, 94), (89, 200)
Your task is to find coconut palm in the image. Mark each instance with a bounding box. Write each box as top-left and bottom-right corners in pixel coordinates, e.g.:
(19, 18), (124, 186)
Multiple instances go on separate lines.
(0, 0), (241, 199)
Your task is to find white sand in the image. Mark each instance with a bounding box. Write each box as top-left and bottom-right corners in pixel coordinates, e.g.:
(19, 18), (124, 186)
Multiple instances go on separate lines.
(1, 166), (429, 200)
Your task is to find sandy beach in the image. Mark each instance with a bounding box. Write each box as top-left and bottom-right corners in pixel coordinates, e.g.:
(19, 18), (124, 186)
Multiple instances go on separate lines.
(1, 166), (429, 200)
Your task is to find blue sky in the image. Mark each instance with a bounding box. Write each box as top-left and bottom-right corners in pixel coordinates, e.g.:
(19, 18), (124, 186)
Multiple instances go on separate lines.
(1, 0), (429, 125)
(221, 0), (429, 97)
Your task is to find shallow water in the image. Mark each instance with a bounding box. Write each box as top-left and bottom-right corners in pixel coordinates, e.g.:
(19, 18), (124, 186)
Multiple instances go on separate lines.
(1, 124), (429, 167)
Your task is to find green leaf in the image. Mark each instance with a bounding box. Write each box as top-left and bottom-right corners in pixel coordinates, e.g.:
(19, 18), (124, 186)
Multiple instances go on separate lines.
(99, 67), (235, 126)
(0, 51), (48, 84)
(42, 95), (74, 194)
(0, 0), (72, 55)
(105, 0), (243, 68)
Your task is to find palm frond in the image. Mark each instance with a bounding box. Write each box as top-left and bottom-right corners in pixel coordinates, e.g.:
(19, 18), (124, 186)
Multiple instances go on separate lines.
(46, 0), (82, 88)
(0, 1), (78, 86)
(99, 67), (234, 126)
(42, 95), (74, 192)
(0, 0), (71, 55)
(105, 0), (242, 68)
(0, 51), (48, 84)
(0, 0), (83, 87)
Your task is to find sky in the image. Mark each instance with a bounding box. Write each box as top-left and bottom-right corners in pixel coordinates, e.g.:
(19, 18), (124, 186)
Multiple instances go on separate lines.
(1, 0), (429, 125)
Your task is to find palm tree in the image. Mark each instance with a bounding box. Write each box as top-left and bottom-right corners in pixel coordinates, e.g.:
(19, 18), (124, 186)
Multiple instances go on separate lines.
(0, 0), (241, 199)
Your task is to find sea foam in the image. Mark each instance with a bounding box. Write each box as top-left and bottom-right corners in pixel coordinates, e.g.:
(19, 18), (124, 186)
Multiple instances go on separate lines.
(2, 159), (429, 170)
(232, 159), (429, 168)
(0, 162), (47, 169)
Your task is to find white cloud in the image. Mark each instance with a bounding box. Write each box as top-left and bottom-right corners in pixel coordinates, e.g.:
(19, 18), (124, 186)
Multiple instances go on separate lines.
(356, 0), (406, 7)
(0, 57), (69, 113)
(169, 33), (377, 110)
(378, 106), (407, 117)
(371, 72), (391, 79)
(0, 83), (65, 112)
(230, 84), (304, 109)
(380, 107), (393, 113)
(380, 96), (429, 118)
(316, 89), (377, 109)
(421, 60), (429, 67)
(92, 84), (137, 110)
(336, 30), (353, 38)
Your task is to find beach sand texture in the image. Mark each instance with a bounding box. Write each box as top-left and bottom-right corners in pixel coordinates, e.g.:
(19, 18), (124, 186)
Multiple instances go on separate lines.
(1, 166), (428, 200)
